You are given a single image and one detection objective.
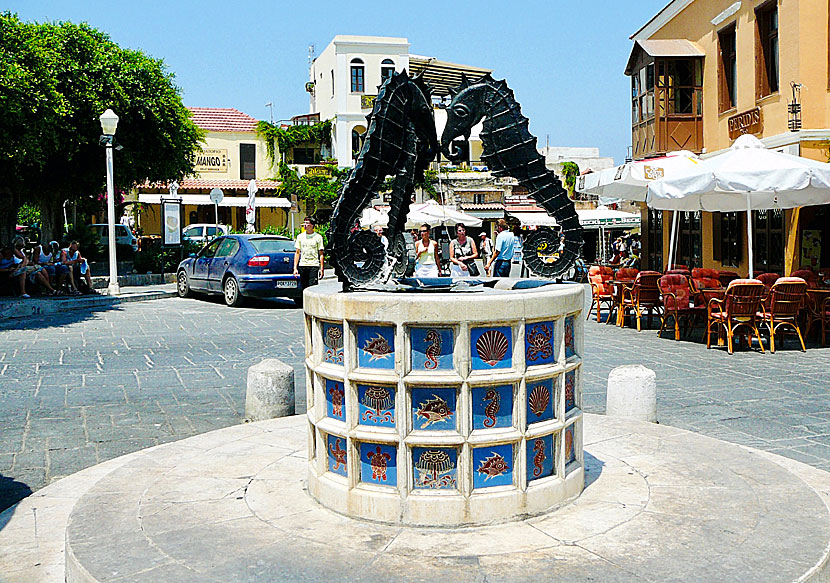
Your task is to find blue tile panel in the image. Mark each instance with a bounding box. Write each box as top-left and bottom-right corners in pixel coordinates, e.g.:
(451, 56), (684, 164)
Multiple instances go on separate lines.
(410, 327), (454, 371)
(322, 322), (344, 365)
(327, 434), (348, 477)
(358, 385), (395, 428)
(411, 387), (456, 431)
(471, 326), (512, 370)
(471, 385), (513, 430)
(525, 321), (556, 366)
(357, 325), (395, 369)
(564, 316), (576, 359)
(472, 443), (513, 489)
(325, 378), (345, 422)
(565, 370), (576, 413)
(360, 442), (397, 487)
(413, 447), (458, 490)
(526, 377), (555, 424)
(565, 425), (576, 465)
(526, 434), (555, 482)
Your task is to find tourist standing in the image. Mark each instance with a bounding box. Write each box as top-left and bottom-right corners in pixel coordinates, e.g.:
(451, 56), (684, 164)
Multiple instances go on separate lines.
(374, 225), (389, 251)
(486, 219), (517, 277)
(478, 232), (494, 275)
(449, 223), (479, 277)
(293, 217), (325, 291)
(414, 224), (440, 278)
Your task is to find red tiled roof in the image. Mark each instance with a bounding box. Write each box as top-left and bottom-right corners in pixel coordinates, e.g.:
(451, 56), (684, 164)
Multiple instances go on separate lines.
(140, 179), (280, 192)
(187, 107), (259, 132)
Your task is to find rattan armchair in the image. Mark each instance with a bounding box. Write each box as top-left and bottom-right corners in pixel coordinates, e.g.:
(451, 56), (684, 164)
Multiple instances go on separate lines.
(620, 271), (662, 331)
(658, 274), (704, 340)
(587, 265), (614, 323)
(758, 277), (807, 352)
(706, 279), (766, 354)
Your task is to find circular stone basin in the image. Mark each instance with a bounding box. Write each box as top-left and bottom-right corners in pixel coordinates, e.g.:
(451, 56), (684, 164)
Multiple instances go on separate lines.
(303, 280), (584, 526)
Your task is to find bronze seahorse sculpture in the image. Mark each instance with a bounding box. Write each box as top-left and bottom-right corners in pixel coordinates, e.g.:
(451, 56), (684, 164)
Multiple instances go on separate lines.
(440, 75), (583, 279)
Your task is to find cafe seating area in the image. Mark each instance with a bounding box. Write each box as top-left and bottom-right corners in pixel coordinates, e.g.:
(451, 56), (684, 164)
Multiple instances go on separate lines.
(587, 264), (830, 354)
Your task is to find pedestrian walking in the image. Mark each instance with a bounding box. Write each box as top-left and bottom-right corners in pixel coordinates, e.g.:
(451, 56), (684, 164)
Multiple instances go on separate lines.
(449, 223), (479, 277)
(414, 224), (440, 278)
(479, 232), (493, 276)
(485, 219), (517, 277)
(293, 217), (325, 292)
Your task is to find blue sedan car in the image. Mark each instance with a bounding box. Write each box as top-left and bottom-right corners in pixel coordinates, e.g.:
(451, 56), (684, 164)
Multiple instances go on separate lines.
(176, 234), (301, 307)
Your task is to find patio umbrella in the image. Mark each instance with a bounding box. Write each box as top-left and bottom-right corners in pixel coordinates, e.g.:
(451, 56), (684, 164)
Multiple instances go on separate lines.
(360, 207), (389, 228)
(405, 201), (483, 228)
(647, 134), (830, 277)
(245, 179), (258, 233)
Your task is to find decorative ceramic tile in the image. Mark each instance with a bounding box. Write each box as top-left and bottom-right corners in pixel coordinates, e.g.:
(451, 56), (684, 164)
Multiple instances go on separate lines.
(358, 384), (395, 428)
(327, 434), (348, 477)
(357, 325), (395, 369)
(360, 442), (397, 487)
(564, 316), (576, 359)
(325, 378), (345, 421)
(526, 434), (554, 482)
(471, 326), (512, 370)
(525, 321), (556, 366)
(472, 443), (513, 489)
(410, 327), (454, 371)
(411, 387), (456, 431)
(565, 370), (576, 413)
(471, 385), (513, 430)
(564, 425), (576, 465)
(526, 377), (555, 424)
(413, 447), (457, 490)
(322, 322), (344, 365)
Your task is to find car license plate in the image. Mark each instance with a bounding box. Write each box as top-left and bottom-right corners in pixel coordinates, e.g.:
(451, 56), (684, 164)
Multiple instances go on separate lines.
(276, 280), (297, 288)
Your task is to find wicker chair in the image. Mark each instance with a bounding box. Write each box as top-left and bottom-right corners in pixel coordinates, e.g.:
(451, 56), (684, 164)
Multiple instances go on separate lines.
(620, 271), (662, 331)
(758, 277), (807, 352)
(718, 271), (740, 287)
(790, 269), (819, 289)
(587, 265), (614, 323)
(805, 291), (830, 346)
(658, 274), (704, 340)
(706, 279), (766, 354)
(615, 267), (639, 282)
(756, 273), (781, 295)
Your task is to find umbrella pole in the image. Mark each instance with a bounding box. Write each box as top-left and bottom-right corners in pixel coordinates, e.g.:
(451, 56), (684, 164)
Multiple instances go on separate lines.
(667, 210), (679, 271)
(746, 193), (754, 278)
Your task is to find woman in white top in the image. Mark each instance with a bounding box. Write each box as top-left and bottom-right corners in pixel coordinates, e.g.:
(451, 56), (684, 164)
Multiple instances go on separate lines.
(449, 223), (479, 277)
(414, 224), (440, 278)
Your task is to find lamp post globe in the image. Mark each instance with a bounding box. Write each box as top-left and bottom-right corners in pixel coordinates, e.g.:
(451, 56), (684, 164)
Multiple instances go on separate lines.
(100, 109), (120, 296)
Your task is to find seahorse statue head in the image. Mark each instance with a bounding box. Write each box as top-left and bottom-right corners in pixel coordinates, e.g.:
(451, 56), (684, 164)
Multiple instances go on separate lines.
(440, 73), (492, 161)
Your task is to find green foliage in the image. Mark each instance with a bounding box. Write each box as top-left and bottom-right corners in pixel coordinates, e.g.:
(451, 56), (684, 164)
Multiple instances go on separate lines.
(0, 12), (204, 240)
(277, 163), (347, 213)
(420, 169), (441, 202)
(134, 239), (201, 274)
(561, 161), (580, 199)
(17, 202), (41, 225)
(256, 119), (333, 165)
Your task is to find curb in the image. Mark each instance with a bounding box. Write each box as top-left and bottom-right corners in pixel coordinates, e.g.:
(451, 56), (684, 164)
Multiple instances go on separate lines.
(0, 289), (176, 321)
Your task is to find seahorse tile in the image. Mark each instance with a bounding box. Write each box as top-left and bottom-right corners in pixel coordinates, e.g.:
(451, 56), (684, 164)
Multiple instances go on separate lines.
(564, 424), (576, 465)
(526, 433), (555, 482)
(565, 370), (576, 413)
(326, 434), (348, 477)
(472, 443), (513, 489)
(471, 385), (513, 430)
(357, 325), (395, 369)
(360, 442), (397, 487)
(325, 378), (345, 422)
(471, 326), (512, 370)
(358, 384), (395, 428)
(525, 320), (556, 366)
(410, 327), (453, 371)
(564, 316), (576, 359)
(413, 447), (457, 490)
(411, 388), (456, 432)
(526, 377), (555, 424)
(322, 322), (344, 365)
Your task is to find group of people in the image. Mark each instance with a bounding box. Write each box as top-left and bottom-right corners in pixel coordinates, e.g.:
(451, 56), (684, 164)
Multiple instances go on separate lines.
(610, 233), (641, 269)
(0, 237), (93, 298)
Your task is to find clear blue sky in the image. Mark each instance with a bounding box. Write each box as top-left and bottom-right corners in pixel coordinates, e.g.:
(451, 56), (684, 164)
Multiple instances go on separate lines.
(8, 0), (669, 167)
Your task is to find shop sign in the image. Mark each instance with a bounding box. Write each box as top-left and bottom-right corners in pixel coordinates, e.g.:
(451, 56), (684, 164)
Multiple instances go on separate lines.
(361, 95), (377, 109)
(305, 165), (331, 177)
(194, 149), (228, 173)
(728, 107), (762, 140)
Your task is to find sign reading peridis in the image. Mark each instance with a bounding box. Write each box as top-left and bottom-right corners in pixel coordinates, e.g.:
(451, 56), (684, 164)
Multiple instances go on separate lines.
(194, 149), (228, 173)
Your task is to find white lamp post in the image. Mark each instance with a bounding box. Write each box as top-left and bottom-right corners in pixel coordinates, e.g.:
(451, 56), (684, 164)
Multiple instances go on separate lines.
(99, 108), (120, 296)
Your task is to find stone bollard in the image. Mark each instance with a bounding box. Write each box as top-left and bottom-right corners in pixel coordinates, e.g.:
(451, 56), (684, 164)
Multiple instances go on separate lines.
(606, 364), (657, 422)
(245, 359), (295, 421)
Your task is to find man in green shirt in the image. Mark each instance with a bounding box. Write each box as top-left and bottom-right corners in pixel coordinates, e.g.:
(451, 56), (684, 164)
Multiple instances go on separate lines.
(293, 217), (325, 291)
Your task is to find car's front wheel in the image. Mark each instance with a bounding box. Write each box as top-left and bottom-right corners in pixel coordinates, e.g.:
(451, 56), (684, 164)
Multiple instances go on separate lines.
(223, 275), (244, 307)
(177, 270), (192, 298)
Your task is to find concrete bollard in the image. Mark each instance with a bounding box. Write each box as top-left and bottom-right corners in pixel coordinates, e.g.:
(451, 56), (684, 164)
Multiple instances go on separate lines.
(245, 359), (295, 421)
(606, 364), (657, 422)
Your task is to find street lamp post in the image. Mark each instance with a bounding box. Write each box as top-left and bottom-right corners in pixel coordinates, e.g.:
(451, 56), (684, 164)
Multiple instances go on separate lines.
(99, 109), (120, 296)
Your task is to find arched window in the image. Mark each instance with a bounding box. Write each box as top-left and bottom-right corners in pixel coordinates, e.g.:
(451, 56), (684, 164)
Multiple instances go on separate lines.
(350, 58), (365, 93)
(352, 126), (367, 157)
(381, 59), (395, 83)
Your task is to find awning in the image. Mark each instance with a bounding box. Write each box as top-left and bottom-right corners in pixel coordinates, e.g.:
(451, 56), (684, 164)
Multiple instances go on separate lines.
(625, 40), (705, 75)
(408, 55), (492, 97)
(508, 212), (559, 227)
(138, 194), (290, 208)
(576, 206), (641, 229)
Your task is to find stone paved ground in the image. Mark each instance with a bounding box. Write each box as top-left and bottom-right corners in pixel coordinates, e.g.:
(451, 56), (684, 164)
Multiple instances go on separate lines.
(0, 286), (829, 513)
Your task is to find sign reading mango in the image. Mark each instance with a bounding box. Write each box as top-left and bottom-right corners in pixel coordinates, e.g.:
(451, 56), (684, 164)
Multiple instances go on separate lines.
(194, 149), (228, 173)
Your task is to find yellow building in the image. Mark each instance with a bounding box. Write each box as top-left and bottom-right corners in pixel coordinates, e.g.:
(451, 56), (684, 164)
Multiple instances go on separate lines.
(628, 0), (830, 275)
(136, 108), (291, 236)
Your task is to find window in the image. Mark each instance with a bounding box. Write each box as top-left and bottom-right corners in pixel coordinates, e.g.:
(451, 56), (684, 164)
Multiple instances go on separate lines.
(662, 59), (698, 115)
(330, 69), (334, 97)
(718, 25), (737, 111)
(756, 2), (779, 97)
(239, 143), (256, 180)
(646, 209), (663, 271)
(250, 238), (295, 253)
(713, 212), (741, 267)
(381, 59), (395, 83)
(215, 238), (239, 258)
(292, 148), (317, 165)
(352, 128), (365, 157)
(198, 238), (222, 258)
(677, 211), (702, 268)
(753, 209), (783, 273)
(631, 62), (655, 123)
(350, 58), (365, 92)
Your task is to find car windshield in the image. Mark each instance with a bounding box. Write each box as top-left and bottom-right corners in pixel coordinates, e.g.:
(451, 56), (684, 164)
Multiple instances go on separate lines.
(249, 238), (294, 253)
(184, 227), (201, 237)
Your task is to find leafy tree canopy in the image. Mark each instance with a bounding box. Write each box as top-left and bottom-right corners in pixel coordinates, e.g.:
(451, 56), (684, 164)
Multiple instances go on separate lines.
(256, 119), (333, 164)
(0, 12), (203, 240)
(560, 161), (580, 199)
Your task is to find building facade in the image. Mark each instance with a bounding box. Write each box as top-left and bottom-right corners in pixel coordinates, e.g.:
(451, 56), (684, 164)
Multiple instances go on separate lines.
(629, 0), (830, 274)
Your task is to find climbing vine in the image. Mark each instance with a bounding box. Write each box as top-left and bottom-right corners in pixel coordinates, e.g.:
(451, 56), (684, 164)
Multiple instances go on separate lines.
(256, 119), (333, 165)
(561, 161), (580, 199)
(277, 162), (348, 214)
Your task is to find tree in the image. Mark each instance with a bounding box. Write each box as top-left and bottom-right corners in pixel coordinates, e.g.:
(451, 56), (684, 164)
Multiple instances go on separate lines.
(0, 13), (204, 243)
(560, 161), (580, 199)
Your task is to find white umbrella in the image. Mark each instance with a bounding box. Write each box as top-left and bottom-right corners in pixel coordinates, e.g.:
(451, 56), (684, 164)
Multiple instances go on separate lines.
(647, 134), (830, 277)
(407, 201), (482, 227)
(578, 151), (700, 203)
(360, 207), (389, 228)
(245, 179), (258, 233)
